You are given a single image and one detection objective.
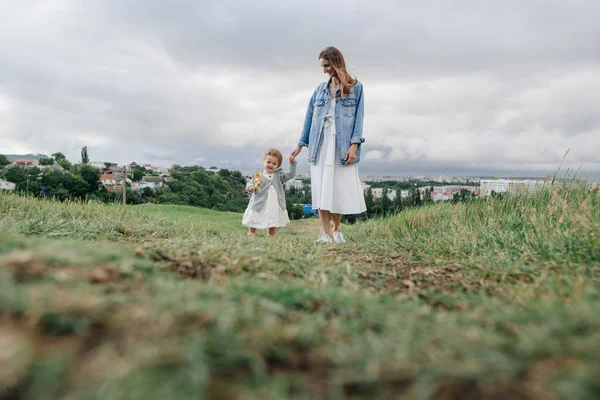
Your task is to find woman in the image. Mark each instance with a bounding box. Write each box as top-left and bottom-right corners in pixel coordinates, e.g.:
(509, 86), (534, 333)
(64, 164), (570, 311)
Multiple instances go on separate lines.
(289, 46), (367, 243)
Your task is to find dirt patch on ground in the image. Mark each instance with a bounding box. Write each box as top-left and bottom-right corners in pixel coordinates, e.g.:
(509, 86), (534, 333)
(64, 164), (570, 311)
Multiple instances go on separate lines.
(323, 247), (476, 295)
(137, 245), (237, 281)
(168, 257), (225, 280)
(1, 251), (143, 288)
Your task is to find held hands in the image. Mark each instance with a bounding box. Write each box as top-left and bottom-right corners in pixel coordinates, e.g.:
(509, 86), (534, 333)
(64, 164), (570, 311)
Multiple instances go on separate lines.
(289, 146), (302, 163)
(248, 186), (255, 192)
(344, 144), (358, 165)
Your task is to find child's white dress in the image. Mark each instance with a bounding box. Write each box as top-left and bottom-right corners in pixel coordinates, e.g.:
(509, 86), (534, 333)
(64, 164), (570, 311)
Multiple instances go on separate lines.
(242, 173), (290, 229)
(310, 97), (367, 214)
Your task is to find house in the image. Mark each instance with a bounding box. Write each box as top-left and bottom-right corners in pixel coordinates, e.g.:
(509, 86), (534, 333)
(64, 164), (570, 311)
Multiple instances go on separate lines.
(138, 176), (163, 191)
(157, 167), (171, 177)
(0, 180), (16, 191)
(100, 173), (117, 186)
(14, 158), (38, 166)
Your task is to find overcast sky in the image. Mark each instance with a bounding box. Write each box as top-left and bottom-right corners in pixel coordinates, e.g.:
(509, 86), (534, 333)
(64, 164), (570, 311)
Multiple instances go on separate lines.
(1, 0), (599, 178)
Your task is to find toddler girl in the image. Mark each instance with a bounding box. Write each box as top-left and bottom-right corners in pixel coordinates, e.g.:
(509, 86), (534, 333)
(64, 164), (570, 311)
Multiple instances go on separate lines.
(242, 148), (297, 236)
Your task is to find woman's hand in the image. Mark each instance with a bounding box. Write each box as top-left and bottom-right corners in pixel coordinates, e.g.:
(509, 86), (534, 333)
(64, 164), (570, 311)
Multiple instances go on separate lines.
(344, 144), (358, 165)
(289, 146), (302, 163)
(248, 185), (255, 192)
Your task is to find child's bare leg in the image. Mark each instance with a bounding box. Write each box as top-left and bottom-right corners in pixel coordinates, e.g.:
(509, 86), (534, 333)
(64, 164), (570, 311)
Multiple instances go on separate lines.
(319, 209), (332, 235)
(248, 227), (256, 235)
(267, 227), (277, 236)
(331, 213), (342, 232)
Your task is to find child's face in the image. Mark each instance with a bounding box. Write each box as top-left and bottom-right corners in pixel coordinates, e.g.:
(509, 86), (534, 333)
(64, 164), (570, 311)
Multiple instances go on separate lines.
(263, 155), (280, 173)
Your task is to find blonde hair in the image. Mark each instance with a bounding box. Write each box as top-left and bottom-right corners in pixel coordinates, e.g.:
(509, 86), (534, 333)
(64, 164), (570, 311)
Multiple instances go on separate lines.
(319, 46), (358, 98)
(264, 148), (283, 167)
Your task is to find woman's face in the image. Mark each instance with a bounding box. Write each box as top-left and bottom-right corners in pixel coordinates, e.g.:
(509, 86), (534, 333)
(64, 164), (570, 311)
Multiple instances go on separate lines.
(319, 58), (335, 78)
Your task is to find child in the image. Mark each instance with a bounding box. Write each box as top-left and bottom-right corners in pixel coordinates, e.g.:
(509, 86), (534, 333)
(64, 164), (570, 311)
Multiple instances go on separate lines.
(243, 148), (297, 236)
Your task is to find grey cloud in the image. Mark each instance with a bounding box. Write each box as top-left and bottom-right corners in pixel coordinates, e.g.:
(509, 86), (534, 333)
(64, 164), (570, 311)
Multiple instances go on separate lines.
(1, 0), (599, 179)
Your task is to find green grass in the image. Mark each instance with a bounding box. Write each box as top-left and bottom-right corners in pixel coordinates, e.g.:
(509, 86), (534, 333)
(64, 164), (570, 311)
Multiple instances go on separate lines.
(0, 187), (599, 399)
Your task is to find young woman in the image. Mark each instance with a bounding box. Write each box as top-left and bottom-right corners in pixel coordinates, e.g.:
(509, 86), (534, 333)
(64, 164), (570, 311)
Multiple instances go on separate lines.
(289, 46), (366, 243)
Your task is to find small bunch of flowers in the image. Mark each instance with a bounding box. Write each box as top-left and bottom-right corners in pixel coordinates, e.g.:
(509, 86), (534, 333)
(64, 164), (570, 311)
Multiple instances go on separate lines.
(253, 171), (263, 192)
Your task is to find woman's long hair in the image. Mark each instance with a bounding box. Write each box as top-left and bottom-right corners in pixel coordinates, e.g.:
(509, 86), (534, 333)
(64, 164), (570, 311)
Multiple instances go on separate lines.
(319, 46), (357, 98)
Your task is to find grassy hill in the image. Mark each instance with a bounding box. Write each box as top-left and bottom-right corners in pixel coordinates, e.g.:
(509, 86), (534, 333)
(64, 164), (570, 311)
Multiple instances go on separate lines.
(0, 187), (599, 399)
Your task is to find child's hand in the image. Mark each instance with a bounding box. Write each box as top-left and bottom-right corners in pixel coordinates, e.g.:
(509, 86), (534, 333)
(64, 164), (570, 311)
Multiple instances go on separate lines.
(248, 186), (255, 192)
(289, 146), (301, 163)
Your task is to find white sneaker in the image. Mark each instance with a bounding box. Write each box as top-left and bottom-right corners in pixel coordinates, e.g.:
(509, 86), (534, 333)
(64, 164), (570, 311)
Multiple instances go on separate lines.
(332, 231), (346, 243)
(314, 233), (333, 244)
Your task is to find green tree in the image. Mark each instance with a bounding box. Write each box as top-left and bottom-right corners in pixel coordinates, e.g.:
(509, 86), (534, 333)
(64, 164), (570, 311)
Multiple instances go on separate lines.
(39, 156), (54, 166)
(57, 158), (73, 171)
(52, 153), (72, 171)
(423, 187), (433, 204)
(76, 164), (101, 193)
(0, 154), (10, 167)
(380, 188), (392, 216)
(408, 186), (422, 207)
(4, 166), (27, 188)
(132, 166), (146, 182)
(453, 188), (475, 204)
(81, 146), (89, 164)
(52, 152), (66, 161)
(289, 204), (305, 220)
(141, 187), (155, 198)
(392, 189), (403, 213)
(364, 187), (374, 214)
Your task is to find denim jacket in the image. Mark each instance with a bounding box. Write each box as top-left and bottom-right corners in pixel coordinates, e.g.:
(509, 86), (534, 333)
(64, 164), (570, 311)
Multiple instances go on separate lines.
(297, 79), (365, 165)
(246, 162), (297, 212)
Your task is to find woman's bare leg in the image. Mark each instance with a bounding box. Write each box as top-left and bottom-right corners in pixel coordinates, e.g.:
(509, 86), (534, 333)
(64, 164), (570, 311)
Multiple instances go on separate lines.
(267, 227), (277, 236)
(331, 213), (342, 232)
(248, 227), (256, 235)
(319, 209), (332, 236)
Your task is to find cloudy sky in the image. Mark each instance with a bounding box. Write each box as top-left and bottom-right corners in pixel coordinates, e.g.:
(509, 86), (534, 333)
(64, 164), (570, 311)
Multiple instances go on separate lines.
(1, 0), (599, 178)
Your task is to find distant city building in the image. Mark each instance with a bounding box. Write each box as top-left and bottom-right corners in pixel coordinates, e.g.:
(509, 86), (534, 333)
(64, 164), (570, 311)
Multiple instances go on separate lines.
(431, 191), (453, 202)
(285, 178), (304, 190)
(371, 188), (396, 200)
(480, 179), (546, 196)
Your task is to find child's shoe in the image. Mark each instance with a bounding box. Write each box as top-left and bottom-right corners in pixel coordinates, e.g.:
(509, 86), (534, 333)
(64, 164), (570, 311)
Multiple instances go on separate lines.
(332, 231), (346, 243)
(314, 233), (333, 244)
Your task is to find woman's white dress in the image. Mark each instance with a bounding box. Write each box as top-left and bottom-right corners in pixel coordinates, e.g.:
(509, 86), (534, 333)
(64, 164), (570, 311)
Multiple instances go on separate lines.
(242, 173), (290, 229)
(310, 98), (367, 214)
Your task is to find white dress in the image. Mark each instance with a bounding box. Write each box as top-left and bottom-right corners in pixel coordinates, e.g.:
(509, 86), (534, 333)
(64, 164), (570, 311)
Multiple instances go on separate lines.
(310, 98), (367, 214)
(242, 173), (290, 229)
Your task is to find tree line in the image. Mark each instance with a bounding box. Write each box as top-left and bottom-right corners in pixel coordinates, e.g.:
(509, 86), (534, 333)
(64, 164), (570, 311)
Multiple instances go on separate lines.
(1, 151), (479, 221)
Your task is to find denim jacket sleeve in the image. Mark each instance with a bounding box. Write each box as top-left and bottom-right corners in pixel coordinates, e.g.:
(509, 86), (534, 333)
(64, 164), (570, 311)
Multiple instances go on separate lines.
(351, 82), (365, 145)
(279, 161), (297, 183)
(298, 89), (317, 147)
